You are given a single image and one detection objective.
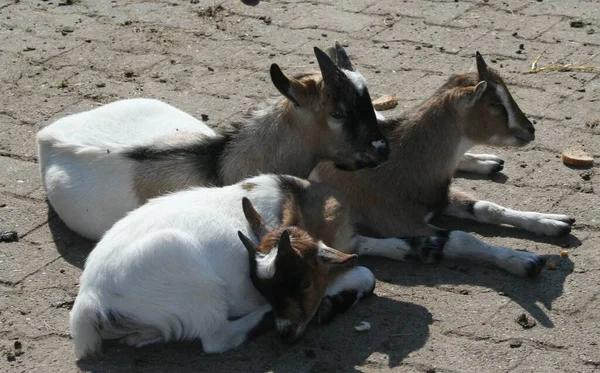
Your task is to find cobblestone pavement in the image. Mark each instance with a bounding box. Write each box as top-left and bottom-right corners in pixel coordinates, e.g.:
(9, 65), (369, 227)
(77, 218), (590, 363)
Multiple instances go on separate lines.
(1, 0), (599, 372)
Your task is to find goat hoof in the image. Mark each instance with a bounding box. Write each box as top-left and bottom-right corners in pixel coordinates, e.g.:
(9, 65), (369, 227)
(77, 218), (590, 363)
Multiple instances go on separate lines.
(526, 256), (546, 278)
(408, 236), (446, 263)
(491, 163), (504, 174)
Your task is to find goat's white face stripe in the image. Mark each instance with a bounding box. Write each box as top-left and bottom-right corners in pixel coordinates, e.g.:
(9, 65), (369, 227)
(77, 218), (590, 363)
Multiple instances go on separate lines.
(372, 139), (386, 150)
(494, 84), (517, 129)
(342, 70), (366, 94)
(256, 247), (277, 279)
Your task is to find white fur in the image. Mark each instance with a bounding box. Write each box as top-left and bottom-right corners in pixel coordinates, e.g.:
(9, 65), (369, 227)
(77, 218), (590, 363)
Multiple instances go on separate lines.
(458, 153), (504, 174)
(325, 266), (375, 301)
(256, 247), (278, 280)
(451, 137), (474, 171)
(70, 174), (374, 358)
(354, 236), (413, 260)
(471, 201), (573, 236)
(38, 99), (216, 239)
(70, 175), (285, 358)
(342, 70), (366, 93)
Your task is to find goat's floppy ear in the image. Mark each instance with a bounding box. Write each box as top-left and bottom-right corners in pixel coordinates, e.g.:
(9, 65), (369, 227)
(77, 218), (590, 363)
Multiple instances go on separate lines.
(270, 63), (304, 107)
(475, 51), (490, 81)
(333, 41), (355, 71)
(242, 197), (270, 240)
(317, 242), (358, 267)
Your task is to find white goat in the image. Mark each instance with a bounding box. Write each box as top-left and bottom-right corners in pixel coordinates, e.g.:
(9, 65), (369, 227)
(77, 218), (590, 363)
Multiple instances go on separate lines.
(311, 51), (574, 277)
(70, 174), (442, 359)
(38, 44), (388, 240)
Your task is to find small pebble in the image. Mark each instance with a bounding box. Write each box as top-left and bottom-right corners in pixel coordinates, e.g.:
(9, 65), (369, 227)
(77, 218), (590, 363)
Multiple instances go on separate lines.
(354, 321), (371, 332)
(560, 250), (569, 257)
(509, 340), (522, 348)
(570, 20), (585, 28)
(547, 262), (556, 270)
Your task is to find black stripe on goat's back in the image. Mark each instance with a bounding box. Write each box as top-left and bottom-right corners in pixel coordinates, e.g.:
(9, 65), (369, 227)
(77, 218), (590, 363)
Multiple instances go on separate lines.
(125, 130), (236, 186)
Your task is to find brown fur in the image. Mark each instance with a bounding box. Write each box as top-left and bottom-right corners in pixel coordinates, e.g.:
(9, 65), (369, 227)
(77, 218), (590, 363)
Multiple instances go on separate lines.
(313, 61), (535, 237)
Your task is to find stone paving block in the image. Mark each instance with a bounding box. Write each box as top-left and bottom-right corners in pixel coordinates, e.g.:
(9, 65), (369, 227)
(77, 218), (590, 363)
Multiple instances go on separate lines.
(287, 4), (377, 33)
(0, 116), (38, 160)
(375, 18), (488, 53)
(0, 241), (60, 285)
(557, 192), (600, 228)
(2, 89), (82, 126)
(521, 1), (600, 22)
(539, 19), (600, 45)
(448, 5), (563, 40)
(364, 0), (472, 24)
(0, 157), (42, 197)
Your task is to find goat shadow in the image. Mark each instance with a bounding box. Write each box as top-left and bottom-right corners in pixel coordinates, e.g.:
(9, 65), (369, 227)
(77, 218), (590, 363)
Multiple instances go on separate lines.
(46, 202), (95, 269)
(455, 170), (509, 183)
(374, 215), (577, 329)
(76, 295), (432, 373)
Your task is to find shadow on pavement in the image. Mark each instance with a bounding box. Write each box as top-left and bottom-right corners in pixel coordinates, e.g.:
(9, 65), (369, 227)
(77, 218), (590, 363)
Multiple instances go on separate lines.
(76, 295), (431, 372)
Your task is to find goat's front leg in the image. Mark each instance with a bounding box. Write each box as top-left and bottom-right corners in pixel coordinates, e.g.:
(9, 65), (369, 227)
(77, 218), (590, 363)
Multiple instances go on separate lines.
(353, 235), (447, 262)
(445, 189), (574, 236)
(317, 266), (375, 324)
(457, 153), (504, 175)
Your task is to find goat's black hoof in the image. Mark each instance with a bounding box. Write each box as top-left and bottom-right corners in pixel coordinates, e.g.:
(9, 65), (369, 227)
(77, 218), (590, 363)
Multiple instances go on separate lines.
(408, 236), (446, 263)
(499, 159), (505, 165)
(526, 256), (546, 278)
(568, 217), (576, 225)
(559, 225), (572, 236)
(491, 163), (504, 174)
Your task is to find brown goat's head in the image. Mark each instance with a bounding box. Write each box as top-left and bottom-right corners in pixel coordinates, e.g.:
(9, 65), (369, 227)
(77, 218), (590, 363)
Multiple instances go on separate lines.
(451, 52), (535, 147)
(237, 197), (357, 343)
(269, 42), (389, 171)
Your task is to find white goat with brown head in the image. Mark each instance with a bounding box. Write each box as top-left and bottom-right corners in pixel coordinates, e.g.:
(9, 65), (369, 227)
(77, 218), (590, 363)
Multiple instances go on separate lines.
(311, 51), (574, 277)
(37, 43), (388, 240)
(70, 173), (441, 358)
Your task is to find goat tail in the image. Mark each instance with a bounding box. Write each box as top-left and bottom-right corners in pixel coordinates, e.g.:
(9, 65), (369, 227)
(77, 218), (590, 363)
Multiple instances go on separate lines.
(70, 294), (102, 360)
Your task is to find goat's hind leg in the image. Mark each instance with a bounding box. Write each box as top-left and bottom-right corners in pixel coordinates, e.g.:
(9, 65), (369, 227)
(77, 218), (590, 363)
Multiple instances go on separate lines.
(442, 230), (546, 277)
(317, 266), (375, 324)
(445, 188), (574, 236)
(457, 153), (504, 175)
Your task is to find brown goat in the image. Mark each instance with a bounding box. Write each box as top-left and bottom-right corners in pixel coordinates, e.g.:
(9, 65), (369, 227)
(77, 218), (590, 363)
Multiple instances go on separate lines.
(311, 51), (574, 277)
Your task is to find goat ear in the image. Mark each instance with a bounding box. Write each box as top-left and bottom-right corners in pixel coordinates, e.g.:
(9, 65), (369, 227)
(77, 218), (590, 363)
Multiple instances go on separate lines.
(276, 230), (294, 259)
(317, 242), (358, 267)
(242, 197), (270, 240)
(467, 81), (488, 106)
(314, 46), (343, 87)
(270, 63), (303, 107)
(238, 231), (258, 256)
(333, 41), (355, 71)
(325, 46), (338, 63)
(475, 51), (490, 81)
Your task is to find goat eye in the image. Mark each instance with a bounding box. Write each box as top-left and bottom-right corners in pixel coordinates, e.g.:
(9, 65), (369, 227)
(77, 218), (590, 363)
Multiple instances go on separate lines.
(330, 111), (346, 120)
(300, 280), (313, 292)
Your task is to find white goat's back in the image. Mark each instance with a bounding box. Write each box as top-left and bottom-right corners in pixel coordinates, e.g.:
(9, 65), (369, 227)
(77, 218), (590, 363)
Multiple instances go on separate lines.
(70, 175), (285, 358)
(37, 99), (216, 240)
